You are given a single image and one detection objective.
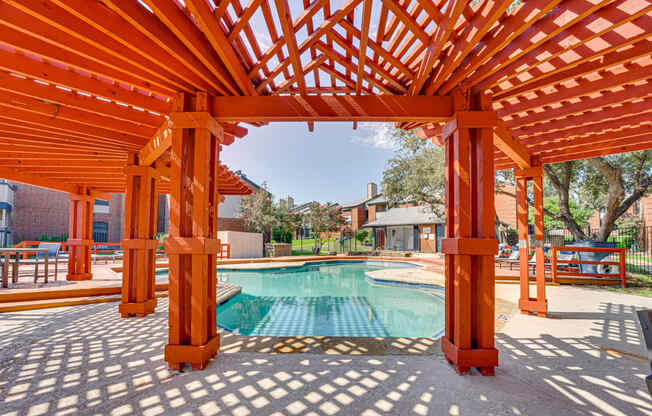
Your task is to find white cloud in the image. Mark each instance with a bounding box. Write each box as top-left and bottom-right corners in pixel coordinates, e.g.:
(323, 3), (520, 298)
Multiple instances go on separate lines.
(350, 123), (399, 151)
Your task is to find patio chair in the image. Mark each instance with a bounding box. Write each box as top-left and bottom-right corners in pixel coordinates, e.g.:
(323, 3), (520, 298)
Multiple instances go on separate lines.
(496, 247), (520, 269)
(22, 242), (61, 282)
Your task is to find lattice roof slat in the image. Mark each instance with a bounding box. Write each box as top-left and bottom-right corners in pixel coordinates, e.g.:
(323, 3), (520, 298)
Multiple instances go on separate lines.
(0, 0), (649, 194)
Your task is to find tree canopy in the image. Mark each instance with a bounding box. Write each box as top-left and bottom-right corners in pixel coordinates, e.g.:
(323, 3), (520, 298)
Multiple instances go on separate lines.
(380, 126), (652, 242)
(381, 129), (445, 215)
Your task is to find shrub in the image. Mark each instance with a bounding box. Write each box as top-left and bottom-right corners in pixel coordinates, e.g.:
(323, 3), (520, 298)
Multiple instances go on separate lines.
(272, 229), (292, 244)
(505, 229), (518, 246)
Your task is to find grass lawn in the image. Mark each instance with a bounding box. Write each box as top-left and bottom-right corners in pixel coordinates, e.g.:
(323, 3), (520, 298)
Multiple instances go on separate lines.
(291, 238), (373, 254)
(591, 272), (652, 297)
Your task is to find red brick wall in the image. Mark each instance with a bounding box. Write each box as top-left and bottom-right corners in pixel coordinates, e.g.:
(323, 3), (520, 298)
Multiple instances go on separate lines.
(368, 205), (377, 223)
(495, 185), (517, 229)
(351, 206), (366, 231)
(11, 184), (125, 243)
(11, 184), (69, 241)
(641, 195), (652, 226)
(218, 217), (244, 232)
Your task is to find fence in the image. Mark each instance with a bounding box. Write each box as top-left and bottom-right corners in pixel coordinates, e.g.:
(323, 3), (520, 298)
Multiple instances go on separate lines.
(291, 234), (374, 255)
(544, 226), (652, 276)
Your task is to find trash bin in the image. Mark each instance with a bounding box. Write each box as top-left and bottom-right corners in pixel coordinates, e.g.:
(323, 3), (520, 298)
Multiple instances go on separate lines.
(569, 241), (616, 275)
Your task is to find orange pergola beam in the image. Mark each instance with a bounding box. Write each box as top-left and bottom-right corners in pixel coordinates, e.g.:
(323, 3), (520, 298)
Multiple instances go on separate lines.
(211, 95), (453, 122)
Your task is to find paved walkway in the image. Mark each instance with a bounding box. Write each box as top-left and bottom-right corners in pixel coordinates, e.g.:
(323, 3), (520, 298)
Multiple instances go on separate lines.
(0, 281), (651, 415)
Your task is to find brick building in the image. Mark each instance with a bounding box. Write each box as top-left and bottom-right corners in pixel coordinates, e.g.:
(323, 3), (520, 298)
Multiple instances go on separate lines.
(495, 184), (517, 229)
(4, 182), (129, 244)
(0, 169), (261, 245)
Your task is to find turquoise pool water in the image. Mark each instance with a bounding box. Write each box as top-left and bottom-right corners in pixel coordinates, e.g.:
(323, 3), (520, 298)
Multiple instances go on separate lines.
(217, 261), (445, 338)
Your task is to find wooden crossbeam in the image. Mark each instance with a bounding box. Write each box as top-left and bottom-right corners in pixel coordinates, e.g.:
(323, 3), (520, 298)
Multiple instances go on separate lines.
(0, 89), (151, 140)
(474, 1), (652, 93)
(211, 95), (453, 122)
(423, 0), (514, 95)
(498, 64), (652, 118)
(101, 0), (235, 96)
(493, 39), (652, 100)
(274, 0), (307, 96)
(520, 113), (651, 146)
(141, 0), (241, 96)
(502, 125), (652, 160)
(494, 120), (531, 169)
(139, 119), (173, 167)
(0, 50), (170, 115)
(514, 98), (652, 139)
(506, 82), (652, 129)
(0, 2), (184, 96)
(410, 0), (464, 95)
(0, 166), (81, 194)
(0, 71), (161, 128)
(184, 0), (258, 96)
(356, 0), (373, 95)
(51, 0), (229, 96)
(0, 107), (146, 147)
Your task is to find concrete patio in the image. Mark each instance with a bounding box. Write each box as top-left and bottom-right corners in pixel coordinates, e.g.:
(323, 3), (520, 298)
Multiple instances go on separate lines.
(0, 282), (651, 415)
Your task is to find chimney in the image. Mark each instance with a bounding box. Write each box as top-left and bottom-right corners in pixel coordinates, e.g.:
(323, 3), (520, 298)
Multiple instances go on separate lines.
(367, 182), (377, 199)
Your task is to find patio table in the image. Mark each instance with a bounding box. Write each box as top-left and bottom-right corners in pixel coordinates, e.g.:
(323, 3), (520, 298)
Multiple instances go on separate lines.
(0, 248), (49, 288)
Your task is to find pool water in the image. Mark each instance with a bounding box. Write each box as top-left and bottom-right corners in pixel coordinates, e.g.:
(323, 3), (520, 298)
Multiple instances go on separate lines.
(217, 261), (445, 338)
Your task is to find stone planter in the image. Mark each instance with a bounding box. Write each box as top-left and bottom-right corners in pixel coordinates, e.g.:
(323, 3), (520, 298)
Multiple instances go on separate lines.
(265, 243), (292, 257)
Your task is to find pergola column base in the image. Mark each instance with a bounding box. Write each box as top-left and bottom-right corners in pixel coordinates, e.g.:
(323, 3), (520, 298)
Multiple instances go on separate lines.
(442, 93), (498, 377)
(66, 273), (92, 281)
(442, 337), (498, 376)
(119, 298), (157, 318)
(165, 92), (221, 372)
(519, 298), (548, 317)
(515, 162), (548, 318)
(120, 162), (160, 319)
(165, 334), (220, 371)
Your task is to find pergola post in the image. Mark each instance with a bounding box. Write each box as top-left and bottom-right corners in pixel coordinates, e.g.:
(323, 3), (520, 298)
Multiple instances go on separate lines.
(164, 91), (222, 371)
(119, 157), (160, 318)
(515, 163), (547, 316)
(66, 189), (94, 281)
(441, 92), (499, 375)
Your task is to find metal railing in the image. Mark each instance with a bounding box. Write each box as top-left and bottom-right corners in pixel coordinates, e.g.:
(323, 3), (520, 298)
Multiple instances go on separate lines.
(550, 245), (626, 287)
(291, 235), (374, 255)
(544, 226), (652, 276)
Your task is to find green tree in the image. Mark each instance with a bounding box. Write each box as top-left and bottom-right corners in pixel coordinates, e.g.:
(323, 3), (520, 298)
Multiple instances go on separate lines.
(354, 230), (368, 245)
(544, 152), (652, 241)
(239, 183), (276, 244)
(381, 129), (445, 215)
(307, 203), (346, 253)
(527, 196), (593, 229)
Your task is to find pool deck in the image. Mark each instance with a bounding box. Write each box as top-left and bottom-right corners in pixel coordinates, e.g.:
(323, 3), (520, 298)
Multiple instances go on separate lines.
(1, 283), (650, 415)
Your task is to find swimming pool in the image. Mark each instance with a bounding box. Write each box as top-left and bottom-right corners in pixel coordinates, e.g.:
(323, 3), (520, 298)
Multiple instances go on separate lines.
(217, 261), (445, 338)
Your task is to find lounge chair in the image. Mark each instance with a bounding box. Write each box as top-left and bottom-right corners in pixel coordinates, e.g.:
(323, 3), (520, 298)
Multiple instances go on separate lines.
(496, 247), (536, 272)
(496, 247), (520, 269)
(22, 242), (61, 282)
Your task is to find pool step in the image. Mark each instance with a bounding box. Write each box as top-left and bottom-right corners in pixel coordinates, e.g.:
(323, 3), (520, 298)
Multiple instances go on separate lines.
(0, 283), (241, 312)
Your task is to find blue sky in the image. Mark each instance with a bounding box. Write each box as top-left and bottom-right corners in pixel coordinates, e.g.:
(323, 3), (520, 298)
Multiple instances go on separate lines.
(221, 122), (399, 205)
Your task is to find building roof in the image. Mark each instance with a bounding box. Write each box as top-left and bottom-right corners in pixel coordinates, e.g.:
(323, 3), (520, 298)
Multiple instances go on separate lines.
(341, 193), (387, 209)
(233, 170), (262, 192)
(362, 206), (443, 228)
(365, 194), (388, 206)
(291, 201), (339, 214)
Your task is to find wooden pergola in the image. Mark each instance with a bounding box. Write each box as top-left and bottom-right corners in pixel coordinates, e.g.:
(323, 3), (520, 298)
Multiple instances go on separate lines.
(0, 0), (649, 374)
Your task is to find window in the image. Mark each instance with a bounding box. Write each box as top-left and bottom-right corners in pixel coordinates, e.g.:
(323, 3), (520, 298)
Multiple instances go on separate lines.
(93, 221), (109, 243)
(94, 199), (110, 214)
